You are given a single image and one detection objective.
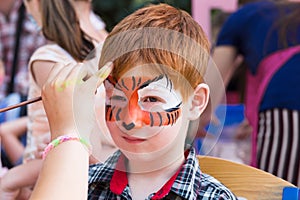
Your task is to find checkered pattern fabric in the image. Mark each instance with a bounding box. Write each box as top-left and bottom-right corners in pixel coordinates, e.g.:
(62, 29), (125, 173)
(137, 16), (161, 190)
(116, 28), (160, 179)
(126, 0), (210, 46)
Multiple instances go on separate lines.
(88, 148), (238, 200)
(0, 0), (45, 99)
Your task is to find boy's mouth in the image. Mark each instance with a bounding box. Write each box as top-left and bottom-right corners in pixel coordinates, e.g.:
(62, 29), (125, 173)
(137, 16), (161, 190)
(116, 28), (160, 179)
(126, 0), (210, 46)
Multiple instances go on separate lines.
(122, 136), (146, 144)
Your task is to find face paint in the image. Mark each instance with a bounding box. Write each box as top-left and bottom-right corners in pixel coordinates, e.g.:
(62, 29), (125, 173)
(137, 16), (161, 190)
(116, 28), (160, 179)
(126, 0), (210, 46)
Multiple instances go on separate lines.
(105, 75), (182, 130)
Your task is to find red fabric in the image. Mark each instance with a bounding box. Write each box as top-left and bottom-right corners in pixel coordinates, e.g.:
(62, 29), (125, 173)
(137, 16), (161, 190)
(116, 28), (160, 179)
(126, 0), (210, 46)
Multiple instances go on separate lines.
(151, 150), (189, 199)
(110, 155), (128, 195)
(151, 165), (182, 200)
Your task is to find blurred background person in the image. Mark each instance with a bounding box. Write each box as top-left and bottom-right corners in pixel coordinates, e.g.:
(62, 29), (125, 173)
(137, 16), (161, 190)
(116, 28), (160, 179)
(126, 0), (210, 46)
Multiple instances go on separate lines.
(23, 0), (112, 164)
(0, 0), (46, 168)
(211, 0), (300, 186)
(0, 0), (45, 100)
(0, 0), (114, 199)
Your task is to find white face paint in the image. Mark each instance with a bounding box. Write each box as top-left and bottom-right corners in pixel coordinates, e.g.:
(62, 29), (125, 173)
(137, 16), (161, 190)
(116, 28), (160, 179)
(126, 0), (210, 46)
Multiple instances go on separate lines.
(103, 65), (194, 173)
(137, 76), (182, 112)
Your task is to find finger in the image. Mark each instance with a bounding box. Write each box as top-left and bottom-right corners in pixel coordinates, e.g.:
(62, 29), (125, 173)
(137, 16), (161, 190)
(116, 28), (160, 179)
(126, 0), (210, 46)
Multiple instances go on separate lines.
(74, 64), (98, 97)
(57, 63), (90, 93)
(45, 62), (70, 84)
(75, 61), (113, 94)
(95, 61), (113, 88)
(53, 63), (79, 83)
(54, 64), (82, 91)
(76, 63), (90, 84)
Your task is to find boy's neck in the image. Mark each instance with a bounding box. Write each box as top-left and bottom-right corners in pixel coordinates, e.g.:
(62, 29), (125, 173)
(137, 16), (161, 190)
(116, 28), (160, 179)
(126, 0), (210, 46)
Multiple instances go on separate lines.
(127, 150), (185, 174)
(127, 152), (185, 199)
(126, 141), (186, 173)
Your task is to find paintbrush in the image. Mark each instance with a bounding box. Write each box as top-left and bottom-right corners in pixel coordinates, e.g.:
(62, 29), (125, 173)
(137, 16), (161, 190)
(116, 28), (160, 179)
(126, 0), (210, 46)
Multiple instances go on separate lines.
(0, 62), (113, 113)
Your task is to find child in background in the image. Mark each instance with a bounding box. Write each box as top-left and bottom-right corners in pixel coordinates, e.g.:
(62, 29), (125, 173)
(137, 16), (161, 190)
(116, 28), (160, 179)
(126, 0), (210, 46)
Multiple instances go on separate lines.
(0, 0), (115, 199)
(30, 3), (237, 199)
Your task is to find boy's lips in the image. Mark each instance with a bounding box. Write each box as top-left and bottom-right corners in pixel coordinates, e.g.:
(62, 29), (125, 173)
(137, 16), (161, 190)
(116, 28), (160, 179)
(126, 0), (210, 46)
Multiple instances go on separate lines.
(122, 136), (146, 143)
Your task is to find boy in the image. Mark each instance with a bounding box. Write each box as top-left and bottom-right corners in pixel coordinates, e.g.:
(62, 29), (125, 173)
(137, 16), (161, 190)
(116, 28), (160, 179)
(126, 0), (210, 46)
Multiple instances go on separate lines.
(30, 3), (237, 200)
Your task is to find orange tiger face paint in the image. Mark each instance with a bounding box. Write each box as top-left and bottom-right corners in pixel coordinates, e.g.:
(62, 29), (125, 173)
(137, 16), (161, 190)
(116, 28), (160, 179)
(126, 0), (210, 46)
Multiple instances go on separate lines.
(104, 74), (182, 131)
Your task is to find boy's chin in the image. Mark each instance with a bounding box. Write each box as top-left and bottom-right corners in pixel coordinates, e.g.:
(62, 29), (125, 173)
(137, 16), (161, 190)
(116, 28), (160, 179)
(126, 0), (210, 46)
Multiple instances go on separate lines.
(121, 145), (172, 161)
(119, 149), (180, 173)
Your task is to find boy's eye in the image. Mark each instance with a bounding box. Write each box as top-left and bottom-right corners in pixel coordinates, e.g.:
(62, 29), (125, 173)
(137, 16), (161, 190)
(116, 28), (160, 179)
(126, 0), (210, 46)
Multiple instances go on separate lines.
(142, 96), (164, 103)
(110, 95), (127, 102)
(139, 96), (166, 111)
(143, 97), (158, 102)
(108, 95), (127, 107)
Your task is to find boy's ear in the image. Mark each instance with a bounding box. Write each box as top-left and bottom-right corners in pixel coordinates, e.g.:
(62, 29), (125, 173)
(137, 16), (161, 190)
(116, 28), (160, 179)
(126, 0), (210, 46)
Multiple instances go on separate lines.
(188, 83), (210, 120)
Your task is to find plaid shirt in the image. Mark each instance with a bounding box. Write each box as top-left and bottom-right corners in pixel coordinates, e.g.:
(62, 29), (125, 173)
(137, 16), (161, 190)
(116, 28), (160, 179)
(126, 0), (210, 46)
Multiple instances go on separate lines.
(88, 148), (238, 200)
(0, 0), (46, 99)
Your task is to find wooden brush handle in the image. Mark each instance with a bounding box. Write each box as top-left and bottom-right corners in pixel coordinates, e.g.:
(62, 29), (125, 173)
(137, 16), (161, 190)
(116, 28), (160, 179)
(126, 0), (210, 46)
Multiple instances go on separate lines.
(0, 61), (113, 113)
(0, 96), (42, 113)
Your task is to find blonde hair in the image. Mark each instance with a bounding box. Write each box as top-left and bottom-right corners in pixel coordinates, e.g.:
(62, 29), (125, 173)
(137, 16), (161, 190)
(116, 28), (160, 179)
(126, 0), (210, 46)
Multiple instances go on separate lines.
(99, 3), (210, 100)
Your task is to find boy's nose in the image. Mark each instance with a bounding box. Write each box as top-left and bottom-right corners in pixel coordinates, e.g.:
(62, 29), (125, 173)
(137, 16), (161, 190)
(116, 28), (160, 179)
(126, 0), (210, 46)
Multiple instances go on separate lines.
(122, 122), (137, 131)
(120, 91), (144, 130)
(121, 108), (143, 131)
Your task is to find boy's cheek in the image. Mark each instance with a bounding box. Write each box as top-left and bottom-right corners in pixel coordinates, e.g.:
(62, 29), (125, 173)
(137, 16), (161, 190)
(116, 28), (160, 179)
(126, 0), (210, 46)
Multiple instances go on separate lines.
(106, 121), (116, 132)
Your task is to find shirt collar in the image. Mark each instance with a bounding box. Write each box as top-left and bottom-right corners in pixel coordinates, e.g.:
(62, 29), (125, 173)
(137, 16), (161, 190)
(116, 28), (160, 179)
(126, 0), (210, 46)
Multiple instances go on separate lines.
(170, 147), (201, 199)
(109, 148), (200, 199)
(110, 153), (128, 195)
(89, 150), (121, 185)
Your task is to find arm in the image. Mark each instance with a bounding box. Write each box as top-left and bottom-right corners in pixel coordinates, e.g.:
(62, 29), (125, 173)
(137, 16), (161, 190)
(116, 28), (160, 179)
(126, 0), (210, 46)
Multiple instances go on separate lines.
(0, 159), (42, 200)
(30, 140), (89, 200)
(31, 60), (56, 88)
(208, 4), (246, 106)
(212, 46), (242, 87)
(0, 117), (28, 164)
(29, 63), (102, 200)
(210, 45), (242, 106)
(28, 60), (58, 160)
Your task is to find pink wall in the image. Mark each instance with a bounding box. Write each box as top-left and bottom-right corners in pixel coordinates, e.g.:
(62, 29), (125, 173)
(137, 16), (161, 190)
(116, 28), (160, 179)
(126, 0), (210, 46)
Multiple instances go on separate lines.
(192, 0), (238, 41)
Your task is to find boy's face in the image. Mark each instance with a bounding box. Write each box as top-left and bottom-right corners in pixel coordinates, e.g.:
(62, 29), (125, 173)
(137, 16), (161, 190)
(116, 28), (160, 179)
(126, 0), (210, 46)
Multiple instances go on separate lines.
(103, 66), (190, 155)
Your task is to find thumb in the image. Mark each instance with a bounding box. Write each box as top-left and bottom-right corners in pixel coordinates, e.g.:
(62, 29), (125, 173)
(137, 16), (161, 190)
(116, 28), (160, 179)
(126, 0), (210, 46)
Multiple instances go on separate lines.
(77, 61), (113, 94)
(72, 62), (113, 141)
(95, 61), (114, 88)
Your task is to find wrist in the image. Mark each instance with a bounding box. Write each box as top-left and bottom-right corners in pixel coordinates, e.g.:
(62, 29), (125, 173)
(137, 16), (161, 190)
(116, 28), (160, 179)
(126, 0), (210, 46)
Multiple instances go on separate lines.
(50, 128), (79, 140)
(42, 135), (91, 159)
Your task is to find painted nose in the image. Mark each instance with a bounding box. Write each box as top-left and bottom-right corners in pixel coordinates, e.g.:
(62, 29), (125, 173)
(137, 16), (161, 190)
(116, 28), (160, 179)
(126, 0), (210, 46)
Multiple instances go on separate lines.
(122, 121), (136, 131)
(121, 107), (143, 131)
(121, 91), (143, 130)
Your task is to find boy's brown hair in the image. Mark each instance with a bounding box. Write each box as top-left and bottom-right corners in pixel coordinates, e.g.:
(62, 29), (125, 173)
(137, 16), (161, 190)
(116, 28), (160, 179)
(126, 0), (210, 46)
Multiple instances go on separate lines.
(99, 3), (210, 101)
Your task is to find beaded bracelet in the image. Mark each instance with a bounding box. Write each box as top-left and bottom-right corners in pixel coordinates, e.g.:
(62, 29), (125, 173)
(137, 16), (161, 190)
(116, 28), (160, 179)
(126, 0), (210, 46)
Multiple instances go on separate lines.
(42, 135), (91, 160)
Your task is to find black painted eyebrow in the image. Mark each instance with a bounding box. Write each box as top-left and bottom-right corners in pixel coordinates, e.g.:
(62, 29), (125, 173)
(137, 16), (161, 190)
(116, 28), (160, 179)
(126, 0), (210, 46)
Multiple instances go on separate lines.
(131, 76), (136, 90)
(165, 102), (182, 112)
(110, 96), (127, 101)
(164, 75), (173, 92)
(121, 79), (129, 91)
(139, 74), (165, 90)
(136, 77), (142, 87)
(106, 78), (123, 91)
